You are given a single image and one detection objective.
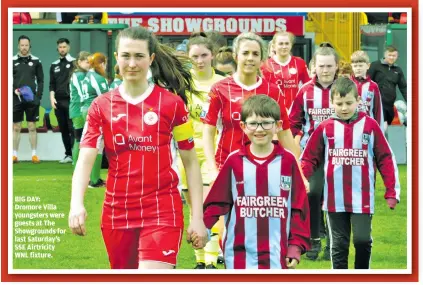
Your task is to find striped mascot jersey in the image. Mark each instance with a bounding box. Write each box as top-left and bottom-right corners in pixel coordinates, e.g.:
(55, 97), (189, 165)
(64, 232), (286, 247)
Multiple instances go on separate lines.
(204, 143), (310, 269)
(80, 70), (109, 108)
(80, 85), (194, 229)
(202, 76), (290, 170)
(261, 55), (310, 109)
(289, 77), (334, 150)
(351, 75), (384, 128)
(301, 112), (400, 214)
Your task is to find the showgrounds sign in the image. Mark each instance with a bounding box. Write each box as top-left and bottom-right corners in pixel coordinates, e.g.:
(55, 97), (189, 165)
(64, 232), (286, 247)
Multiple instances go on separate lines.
(107, 12), (305, 36)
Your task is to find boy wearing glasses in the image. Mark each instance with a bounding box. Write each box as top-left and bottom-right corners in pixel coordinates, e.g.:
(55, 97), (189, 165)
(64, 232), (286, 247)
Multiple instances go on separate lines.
(202, 95), (310, 269)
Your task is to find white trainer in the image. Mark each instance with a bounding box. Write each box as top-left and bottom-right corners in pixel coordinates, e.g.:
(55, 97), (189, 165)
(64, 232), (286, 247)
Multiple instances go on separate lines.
(59, 155), (73, 164)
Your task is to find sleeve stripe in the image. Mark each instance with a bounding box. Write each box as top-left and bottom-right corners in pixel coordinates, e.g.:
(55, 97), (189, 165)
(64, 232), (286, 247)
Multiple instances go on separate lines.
(173, 120), (194, 142)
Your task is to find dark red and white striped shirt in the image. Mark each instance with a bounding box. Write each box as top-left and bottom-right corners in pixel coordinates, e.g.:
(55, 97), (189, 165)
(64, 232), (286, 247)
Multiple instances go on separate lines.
(289, 77), (334, 150)
(351, 75), (384, 128)
(301, 112), (400, 214)
(80, 85), (194, 229)
(202, 75), (290, 170)
(261, 55), (310, 109)
(204, 142), (310, 269)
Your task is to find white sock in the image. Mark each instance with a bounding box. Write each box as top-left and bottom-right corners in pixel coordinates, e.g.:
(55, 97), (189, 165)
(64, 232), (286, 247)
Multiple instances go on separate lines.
(13, 150), (17, 157)
(32, 150), (37, 156)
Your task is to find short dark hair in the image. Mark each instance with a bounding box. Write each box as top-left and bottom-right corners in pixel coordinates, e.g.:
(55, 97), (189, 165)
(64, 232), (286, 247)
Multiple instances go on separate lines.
(18, 35), (30, 44)
(330, 77), (359, 101)
(57, 38), (70, 45)
(385, 45), (398, 53)
(241, 95), (280, 122)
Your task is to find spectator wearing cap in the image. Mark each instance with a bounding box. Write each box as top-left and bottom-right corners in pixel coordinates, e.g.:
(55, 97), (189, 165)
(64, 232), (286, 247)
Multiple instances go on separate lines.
(13, 35), (44, 164)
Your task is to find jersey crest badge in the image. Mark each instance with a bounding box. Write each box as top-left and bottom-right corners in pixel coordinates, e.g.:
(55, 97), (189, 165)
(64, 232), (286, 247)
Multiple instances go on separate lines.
(280, 175), (292, 191)
(289, 68), (297, 75)
(28, 62), (33, 66)
(144, 111), (158, 125)
(366, 91), (374, 100)
(66, 64), (71, 68)
(362, 134), (370, 145)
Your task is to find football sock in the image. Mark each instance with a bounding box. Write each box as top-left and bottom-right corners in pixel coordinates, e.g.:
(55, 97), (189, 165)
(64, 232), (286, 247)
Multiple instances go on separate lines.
(72, 141), (80, 170)
(13, 150), (17, 157)
(90, 154), (103, 184)
(195, 248), (205, 264)
(205, 224), (220, 266)
(32, 150), (37, 156)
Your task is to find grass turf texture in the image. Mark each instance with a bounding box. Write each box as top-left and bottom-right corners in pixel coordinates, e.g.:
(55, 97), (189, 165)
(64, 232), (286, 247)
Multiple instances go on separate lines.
(12, 162), (407, 270)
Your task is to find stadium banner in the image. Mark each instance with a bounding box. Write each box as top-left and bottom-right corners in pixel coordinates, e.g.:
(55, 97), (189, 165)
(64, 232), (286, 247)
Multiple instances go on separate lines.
(107, 13), (305, 36)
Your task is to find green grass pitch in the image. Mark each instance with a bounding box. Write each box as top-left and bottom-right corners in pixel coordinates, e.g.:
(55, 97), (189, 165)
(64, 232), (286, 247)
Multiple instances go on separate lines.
(12, 162), (407, 270)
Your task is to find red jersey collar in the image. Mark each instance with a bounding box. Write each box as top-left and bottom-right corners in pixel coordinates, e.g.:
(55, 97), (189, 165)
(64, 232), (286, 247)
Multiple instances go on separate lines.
(312, 75), (336, 90)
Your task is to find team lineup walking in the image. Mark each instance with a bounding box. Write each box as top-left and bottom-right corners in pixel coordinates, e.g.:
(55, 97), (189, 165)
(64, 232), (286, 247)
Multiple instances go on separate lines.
(12, 12), (406, 270)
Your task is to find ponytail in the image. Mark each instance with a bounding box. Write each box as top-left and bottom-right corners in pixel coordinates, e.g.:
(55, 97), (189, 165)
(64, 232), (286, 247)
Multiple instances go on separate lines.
(215, 46), (236, 68)
(89, 52), (107, 80)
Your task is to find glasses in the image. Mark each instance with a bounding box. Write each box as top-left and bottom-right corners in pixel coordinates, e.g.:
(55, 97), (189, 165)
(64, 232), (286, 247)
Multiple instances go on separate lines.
(244, 121), (276, 131)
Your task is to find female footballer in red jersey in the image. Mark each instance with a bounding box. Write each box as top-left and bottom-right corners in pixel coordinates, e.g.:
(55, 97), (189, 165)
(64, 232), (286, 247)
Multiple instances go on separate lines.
(261, 31), (310, 109)
(68, 26), (207, 269)
(202, 32), (299, 182)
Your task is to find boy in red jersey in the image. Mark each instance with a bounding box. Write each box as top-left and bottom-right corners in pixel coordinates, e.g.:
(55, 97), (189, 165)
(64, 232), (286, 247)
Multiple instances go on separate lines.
(350, 50), (384, 129)
(301, 77), (400, 269)
(203, 95), (310, 269)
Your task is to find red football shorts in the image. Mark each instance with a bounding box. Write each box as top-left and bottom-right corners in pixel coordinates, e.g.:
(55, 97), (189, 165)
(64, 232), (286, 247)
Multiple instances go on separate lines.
(101, 226), (183, 269)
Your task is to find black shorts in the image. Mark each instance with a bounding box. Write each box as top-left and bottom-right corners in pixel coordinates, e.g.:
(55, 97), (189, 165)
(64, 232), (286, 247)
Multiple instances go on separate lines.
(383, 106), (395, 125)
(13, 93), (40, 123)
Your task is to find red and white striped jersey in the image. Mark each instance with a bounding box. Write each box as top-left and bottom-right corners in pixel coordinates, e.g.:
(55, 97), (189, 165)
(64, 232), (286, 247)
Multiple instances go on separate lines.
(261, 55), (310, 109)
(80, 84), (194, 229)
(301, 112), (400, 214)
(351, 75), (384, 128)
(202, 76), (290, 170)
(289, 77), (334, 150)
(204, 142), (310, 269)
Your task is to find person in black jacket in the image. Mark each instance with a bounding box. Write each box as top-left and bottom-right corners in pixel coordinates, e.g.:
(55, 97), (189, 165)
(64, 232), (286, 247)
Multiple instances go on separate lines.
(49, 38), (76, 163)
(368, 45), (407, 127)
(13, 35), (44, 164)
